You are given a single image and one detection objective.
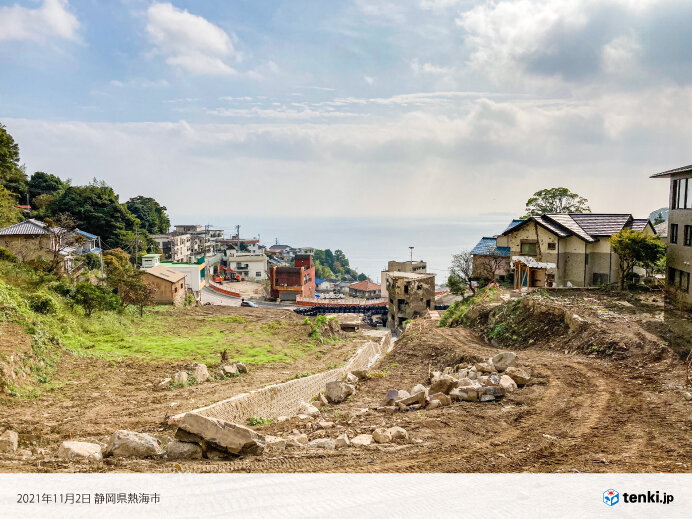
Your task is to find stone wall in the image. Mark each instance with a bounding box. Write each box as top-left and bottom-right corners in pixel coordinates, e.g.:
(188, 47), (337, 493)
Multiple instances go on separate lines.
(169, 330), (392, 425)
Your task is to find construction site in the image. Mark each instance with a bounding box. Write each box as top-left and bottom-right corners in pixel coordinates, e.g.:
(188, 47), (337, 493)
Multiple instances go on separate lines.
(1, 286), (690, 473)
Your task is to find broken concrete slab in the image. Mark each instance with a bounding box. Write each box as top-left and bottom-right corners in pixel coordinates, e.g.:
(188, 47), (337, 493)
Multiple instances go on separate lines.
(58, 441), (103, 462)
(492, 352), (517, 372)
(351, 434), (373, 447)
(165, 440), (203, 460)
(177, 413), (265, 456)
(105, 430), (161, 458)
(505, 366), (530, 385)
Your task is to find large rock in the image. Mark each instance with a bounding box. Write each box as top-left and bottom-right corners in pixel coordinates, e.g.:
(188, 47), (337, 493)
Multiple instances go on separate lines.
(177, 413), (265, 456)
(0, 430), (18, 453)
(397, 389), (411, 400)
(165, 440), (202, 460)
(157, 378), (172, 390)
(325, 381), (355, 404)
(308, 438), (336, 449)
(373, 428), (392, 444)
(235, 362), (248, 374)
(398, 391), (427, 407)
(411, 384), (428, 395)
(58, 441), (102, 462)
(430, 374), (458, 395)
(345, 372), (359, 385)
(492, 352), (517, 372)
(505, 366), (531, 385)
(298, 401), (321, 417)
(173, 371), (188, 385)
(387, 426), (408, 441)
(499, 375), (518, 393)
(351, 434), (373, 447)
(335, 434), (350, 449)
(450, 383), (483, 402)
(191, 363), (209, 383)
(288, 433), (308, 445)
(384, 389), (400, 405)
(222, 364), (238, 376)
(429, 392), (452, 406)
(105, 430), (161, 458)
(474, 362), (494, 373)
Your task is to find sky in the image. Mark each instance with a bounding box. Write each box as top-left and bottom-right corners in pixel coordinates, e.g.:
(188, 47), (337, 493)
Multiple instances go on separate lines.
(0, 0), (689, 228)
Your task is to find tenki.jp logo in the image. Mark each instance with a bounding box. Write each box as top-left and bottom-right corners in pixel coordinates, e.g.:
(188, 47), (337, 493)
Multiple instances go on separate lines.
(603, 489), (674, 506)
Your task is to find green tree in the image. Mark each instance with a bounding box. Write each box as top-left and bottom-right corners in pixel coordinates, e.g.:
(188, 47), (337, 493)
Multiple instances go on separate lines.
(449, 250), (475, 296)
(610, 229), (665, 290)
(0, 185), (22, 227)
(0, 123), (28, 202)
(652, 212), (666, 226)
(125, 196), (170, 234)
(523, 187), (590, 217)
(121, 275), (158, 317)
(28, 171), (66, 205)
(48, 180), (138, 246)
(72, 282), (118, 316)
(357, 273), (368, 281)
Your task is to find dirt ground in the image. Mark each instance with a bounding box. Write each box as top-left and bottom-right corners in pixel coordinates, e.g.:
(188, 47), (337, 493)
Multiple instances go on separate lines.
(1, 292), (690, 473)
(220, 280), (267, 299)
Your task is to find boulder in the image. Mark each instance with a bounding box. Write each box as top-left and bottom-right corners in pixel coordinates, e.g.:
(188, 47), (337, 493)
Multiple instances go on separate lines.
(467, 369), (478, 380)
(457, 377), (474, 387)
(430, 374), (458, 395)
(263, 436), (287, 454)
(105, 430), (161, 458)
(165, 440), (203, 460)
(308, 438), (336, 449)
(500, 375), (518, 393)
(351, 434), (373, 447)
(298, 401), (321, 418)
(58, 441), (103, 462)
(325, 381), (355, 404)
(387, 426), (408, 441)
(474, 362), (494, 373)
(318, 420), (335, 429)
(428, 399), (441, 410)
(318, 393), (329, 407)
(450, 384), (483, 402)
(411, 384), (428, 395)
(384, 388), (400, 405)
(157, 378), (172, 389)
(345, 372), (359, 385)
(335, 434), (350, 449)
(235, 362), (248, 374)
(429, 392), (451, 406)
(492, 352), (517, 372)
(177, 413), (265, 456)
(173, 371), (188, 385)
(222, 364), (238, 376)
(372, 428), (392, 444)
(505, 366), (531, 385)
(0, 430), (19, 453)
(397, 389), (411, 400)
(398, 391), (427, 407)
(286, 438), (306, 449)
(191, 363), (209, 383)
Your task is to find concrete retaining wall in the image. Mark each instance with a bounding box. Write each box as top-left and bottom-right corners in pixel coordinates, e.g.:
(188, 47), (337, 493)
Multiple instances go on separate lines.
(169, 330), (392, 424)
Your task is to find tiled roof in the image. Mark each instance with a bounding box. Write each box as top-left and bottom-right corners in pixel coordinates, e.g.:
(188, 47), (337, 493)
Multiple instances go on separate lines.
(142, 265), (185, 283)
(650, 164), (692, 178)
(502, 219), (524, 233)
(0, 219), (50, 236)
(348, 280), (381, 291)
(627, 219), (650, 232)
(569, 214), (632, 236)
(471, 237), (510, 257)
(76, 229), (98, 240)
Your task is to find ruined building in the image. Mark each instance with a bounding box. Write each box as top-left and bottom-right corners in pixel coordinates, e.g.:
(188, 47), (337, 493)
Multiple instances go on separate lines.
(386, 272), (435, 331)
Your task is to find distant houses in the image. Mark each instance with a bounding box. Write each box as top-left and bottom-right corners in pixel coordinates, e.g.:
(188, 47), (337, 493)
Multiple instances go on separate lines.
(347, 280), (381, 299)
(141, 265), (186, 305)
(268, 253), (316, 301)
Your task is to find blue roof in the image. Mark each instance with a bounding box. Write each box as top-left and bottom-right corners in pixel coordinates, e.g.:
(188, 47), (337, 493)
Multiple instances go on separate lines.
(76, 229), (98, 240)
(315, 277), (325, 285)
(471, 237), (510, 257)
(502, 219), (524, 233)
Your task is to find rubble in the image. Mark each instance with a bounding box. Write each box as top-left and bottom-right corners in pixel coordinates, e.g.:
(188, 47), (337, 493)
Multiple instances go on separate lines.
(387, 426), (408, 441)
(372, 428), (392, 444)
(308, 438), (336, 449)
(105, 430), (161, 458)
(430, 374), (457, 395)
(264, 436), (287, 454)
(298, 401), (321, 418)
(345, 372), (359, 385)
(499, 375), (518, 393)
(58, 441), (103, 462)
(236, 363), (248, 374)
(505, 366), (531, 385)
(351, 434), (373, 447)
(491, 352), (518, 372)
(335, 434), (350, 448)
(222, 364), (238, 376)
(157, 378), (172, 389)
(191, 363), (209, 383)
(173, 371), (188, 385)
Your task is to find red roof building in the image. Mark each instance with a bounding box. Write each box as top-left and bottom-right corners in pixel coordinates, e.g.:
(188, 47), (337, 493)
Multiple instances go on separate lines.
(347, 280), (381, 299)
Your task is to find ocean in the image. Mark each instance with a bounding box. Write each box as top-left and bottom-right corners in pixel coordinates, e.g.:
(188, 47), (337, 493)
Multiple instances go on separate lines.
(175, 214), (517, 283)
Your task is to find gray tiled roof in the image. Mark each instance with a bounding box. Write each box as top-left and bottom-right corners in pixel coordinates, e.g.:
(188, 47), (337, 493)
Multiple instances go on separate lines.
(503, 213), (649, 242)
(0, 219), (50, 236)
(545, 214), (594, 242)
(627, 219), (650, 232)
(532, 216), (571, 238)
(569, 214), (632, 236)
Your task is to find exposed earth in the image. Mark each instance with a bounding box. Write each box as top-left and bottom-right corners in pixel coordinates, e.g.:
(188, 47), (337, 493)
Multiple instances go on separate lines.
(1, 290), (691, 473)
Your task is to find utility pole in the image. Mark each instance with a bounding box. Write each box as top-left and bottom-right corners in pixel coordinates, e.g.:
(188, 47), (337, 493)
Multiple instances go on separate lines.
(236, 224), (240, 251)
(134, 226), (139, 267)
(409, 246), (414, 262)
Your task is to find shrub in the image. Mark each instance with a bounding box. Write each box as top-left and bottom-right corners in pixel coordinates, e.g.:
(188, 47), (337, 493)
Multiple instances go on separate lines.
(72, 282), (120, 316)
(28, 292), (58, 315)
(48, 279), (74, 298)
(0, 246), (17, 263)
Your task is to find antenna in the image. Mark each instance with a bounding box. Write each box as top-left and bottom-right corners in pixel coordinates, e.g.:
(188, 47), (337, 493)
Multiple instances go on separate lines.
(409, 246), (414, 262)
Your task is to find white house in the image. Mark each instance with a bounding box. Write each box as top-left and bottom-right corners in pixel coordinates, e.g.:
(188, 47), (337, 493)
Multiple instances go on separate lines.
(225, 252), (268, 281)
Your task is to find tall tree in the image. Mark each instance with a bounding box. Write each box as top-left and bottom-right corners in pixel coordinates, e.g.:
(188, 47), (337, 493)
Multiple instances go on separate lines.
(449, 251), (475, 296)
(48, 180), (138, 246)
(0, 185), (22, 227)
(0, 123), (28, 202)
(523, 187), (590, 217)
(28, 171), (66, 206)
(125, 196), (170, 234)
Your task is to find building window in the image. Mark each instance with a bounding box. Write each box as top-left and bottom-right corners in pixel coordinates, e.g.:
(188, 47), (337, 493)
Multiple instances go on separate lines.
(520, 241), (537, 256)
(685, 225), (692, 247)
(668, 267), (676, 286)
(670, 223), (679, 244)
(547, 242), (556, 250)
(683, 271), (691, 292)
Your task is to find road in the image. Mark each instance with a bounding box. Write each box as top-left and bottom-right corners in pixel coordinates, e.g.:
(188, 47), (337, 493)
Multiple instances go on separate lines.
(200, 286), (296, 309)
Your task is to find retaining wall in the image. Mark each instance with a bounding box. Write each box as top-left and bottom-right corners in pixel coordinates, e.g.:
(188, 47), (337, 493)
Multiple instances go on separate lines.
(169, 330), (392, 424)
(208, 281), (242, 298)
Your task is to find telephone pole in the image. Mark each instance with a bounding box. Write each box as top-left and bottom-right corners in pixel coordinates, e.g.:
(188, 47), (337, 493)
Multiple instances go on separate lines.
(409, 246), (414, 262)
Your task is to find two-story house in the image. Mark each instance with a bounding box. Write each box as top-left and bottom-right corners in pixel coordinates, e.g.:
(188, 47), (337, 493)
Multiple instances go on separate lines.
(500, 213), (654, 289)
(651, 165), (692, 304)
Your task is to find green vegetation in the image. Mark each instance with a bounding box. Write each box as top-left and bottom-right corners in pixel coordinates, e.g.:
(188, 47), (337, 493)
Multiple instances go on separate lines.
(439, 286), (499, 327)
(313, 248), (368, 281)
(523, 187), (590, 217)
(247, 417), (273, 427)
(611, 229), (666, 290)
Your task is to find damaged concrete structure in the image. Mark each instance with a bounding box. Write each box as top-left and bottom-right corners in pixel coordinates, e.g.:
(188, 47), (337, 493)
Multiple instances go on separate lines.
(386, 272), (435, 330)
(380, 260), (427, 298)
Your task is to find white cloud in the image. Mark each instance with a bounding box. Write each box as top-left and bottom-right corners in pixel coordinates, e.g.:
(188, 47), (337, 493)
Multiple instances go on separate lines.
(0, 0), (79, 43)
(411, 60), (455, 75)
(110, 78), (170, 88)
(146, 2), (239, 76)
(364, 75), (375, 85)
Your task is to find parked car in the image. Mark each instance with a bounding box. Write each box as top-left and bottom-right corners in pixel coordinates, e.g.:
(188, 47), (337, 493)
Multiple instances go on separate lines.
(240, 300), (258, 307)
